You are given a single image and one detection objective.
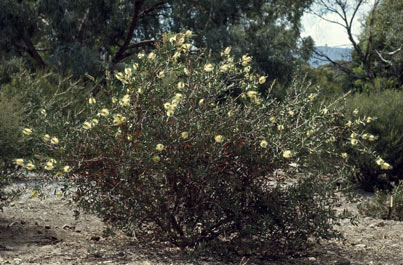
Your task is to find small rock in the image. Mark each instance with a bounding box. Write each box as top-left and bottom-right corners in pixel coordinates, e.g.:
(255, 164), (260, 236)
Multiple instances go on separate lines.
(9, 203), (15, 207)
(13, 258), (23, 265)
(90, 236), (100, 241)
(8, 221), (18, 228)
(20, 220), (26, 225)
(62, 224), (72, 230)
(335, 257), (351, 265)
(355, 244), (366, 248)
(75, 230), (81, 233)
(45, 225), (51, 229)
(375, 221), (385, 227)
(308, 257), (316, 261)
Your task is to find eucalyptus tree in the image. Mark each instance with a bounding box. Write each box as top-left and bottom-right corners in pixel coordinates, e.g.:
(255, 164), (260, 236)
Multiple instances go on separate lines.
(0, 0), (314, 84)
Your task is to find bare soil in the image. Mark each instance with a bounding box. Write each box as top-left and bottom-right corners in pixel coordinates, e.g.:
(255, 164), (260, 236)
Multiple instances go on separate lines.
(1, 180), (402, 265)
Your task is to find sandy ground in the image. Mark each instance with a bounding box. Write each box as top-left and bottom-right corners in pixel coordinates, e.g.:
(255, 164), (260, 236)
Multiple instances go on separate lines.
(0, 181), (402, 265)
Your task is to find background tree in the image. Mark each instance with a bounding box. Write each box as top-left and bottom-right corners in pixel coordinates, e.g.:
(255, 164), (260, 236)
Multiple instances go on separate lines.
(355, 0), (403, 90)
(0, 0), (314, 86)
(310, 0), (403, 91)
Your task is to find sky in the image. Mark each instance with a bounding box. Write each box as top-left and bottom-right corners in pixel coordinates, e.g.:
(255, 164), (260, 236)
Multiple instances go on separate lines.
(301, 1), (373, 48)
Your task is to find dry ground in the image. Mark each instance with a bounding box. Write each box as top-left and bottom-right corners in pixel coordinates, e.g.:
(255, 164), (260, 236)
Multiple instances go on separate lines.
(1, 181), (402, 265)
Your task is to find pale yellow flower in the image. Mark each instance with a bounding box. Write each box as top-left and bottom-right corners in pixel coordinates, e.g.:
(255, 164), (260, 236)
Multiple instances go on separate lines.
(120, 94), (131, 106)
(283, 150), (293, 159)
(220, 64), (229, 72)
(258, 76), (267, 84)
(277, 124), (284, 131)
(244, 66), (251, 73)
(204, 63), (214, 72)
(175, 93), (183, 101)
(113, 114), (126, 126)
(127, 135), (133, 141)
(164, 102), (172, 110)
(176, 36), (185, 46)
(361, 133), (368, 140)
(306, 130), (314, 137)
(341, 153), (348, 159)
(308, 93), (317, 101)
(350, 132), (358, 139)
(185, 30), (192, 38)
(242, 55), (252, 66)
(181, 131), (189, 139)
(39, 108), (47, 116)
(152, 155), (160, 163)
(246, 90), (258, 98)
(26, 162), (35, 171)
(148, 52), (156, 60)
(83, 121), (92, 130)
(380, 162), (391, 170)
(182, 43), (191, 52)
(321, 108), (328, 115)
(43, 134), (51, 142)
(156, 144), (165, 151)
(157, 71), (165, 79)
(166, 110), (174, 117)
(100, 108), (109, 117)
(91, 119), (99, 126)
(346, 120), (352, 127)
(177, 82), (185, 89)
(112, 97), (118, 103)
(138, 88), (144, 94)
(63, 165), (71, 173)
(184, 68), (190, 76)
(368, 134), (375, 141)
(138, 52), (145, 59)
(376, 158), (384, 166)
(269, 117), (276, 123)
(224, 47), (231, 55)
(366, 116), (372, 123)
(350, 139), (358, 146)
(214, 135), (224, 143)
(89, 97), (96, 105)
(132, 63), (139, 70)
(50, 137), (59, 145)
(45, 161), (54, 171)
(353, 108), (359, 115)
(260, 140), (268, 148)
(199, 99), (205, 105)
(23, 128), (33, 136)
(227, 110), (233, 117)
(172, 51), (181, 61)
(288, 110), (294, 116)
(169, 36), (176, 43)
(115, 72), (124, 82)
(15, 159), (24, 166)
(124, 67), (132, 77)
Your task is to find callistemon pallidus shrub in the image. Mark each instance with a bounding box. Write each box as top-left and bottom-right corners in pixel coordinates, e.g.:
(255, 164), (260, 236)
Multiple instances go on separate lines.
(17, 31), (391, 257)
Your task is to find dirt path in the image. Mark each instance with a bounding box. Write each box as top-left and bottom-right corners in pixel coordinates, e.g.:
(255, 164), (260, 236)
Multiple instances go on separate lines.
(1, 182), (402, 265)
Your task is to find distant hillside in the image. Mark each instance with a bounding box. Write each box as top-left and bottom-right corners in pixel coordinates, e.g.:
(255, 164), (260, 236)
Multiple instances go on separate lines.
(309, 46), (352, 67)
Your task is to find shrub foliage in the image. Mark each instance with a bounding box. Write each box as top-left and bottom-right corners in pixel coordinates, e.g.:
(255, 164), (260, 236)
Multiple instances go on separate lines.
(344, 90), (403, 191)
(17, 32), (389, 257)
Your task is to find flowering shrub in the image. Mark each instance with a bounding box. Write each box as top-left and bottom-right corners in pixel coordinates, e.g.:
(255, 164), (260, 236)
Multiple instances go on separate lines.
(343, 90), (403, 191)
(17, 31), (390, 257)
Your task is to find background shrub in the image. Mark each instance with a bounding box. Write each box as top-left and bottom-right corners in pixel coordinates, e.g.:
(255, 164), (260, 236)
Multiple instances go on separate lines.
(358, 182), (403, 221)
(344, 90), (403, 191)
(0, 92), (26, 209)
(20, 32), (385, 258)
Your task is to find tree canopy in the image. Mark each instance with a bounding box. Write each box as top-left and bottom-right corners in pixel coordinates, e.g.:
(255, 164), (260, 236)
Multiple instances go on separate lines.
(0, 0), (314, 84)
